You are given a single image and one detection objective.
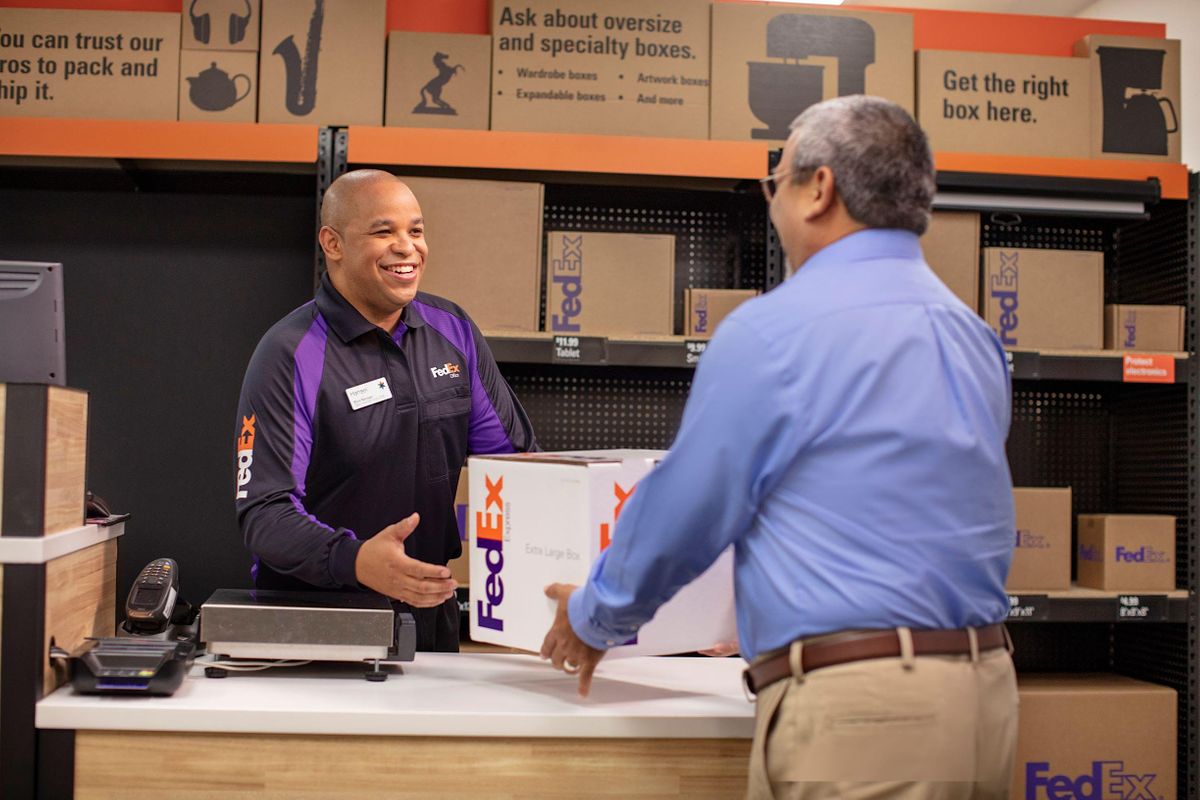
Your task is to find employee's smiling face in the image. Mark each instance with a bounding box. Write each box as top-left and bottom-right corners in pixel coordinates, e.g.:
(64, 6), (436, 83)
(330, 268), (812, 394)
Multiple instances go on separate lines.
(321, 175), (428, 331)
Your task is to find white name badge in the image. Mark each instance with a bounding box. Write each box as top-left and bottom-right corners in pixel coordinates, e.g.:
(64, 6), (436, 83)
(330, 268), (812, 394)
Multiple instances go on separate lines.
(345, 377), (393, 411)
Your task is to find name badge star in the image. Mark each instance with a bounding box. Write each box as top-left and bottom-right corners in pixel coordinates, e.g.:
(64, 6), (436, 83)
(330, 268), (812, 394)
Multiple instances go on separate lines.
(346, 377), (393, 411)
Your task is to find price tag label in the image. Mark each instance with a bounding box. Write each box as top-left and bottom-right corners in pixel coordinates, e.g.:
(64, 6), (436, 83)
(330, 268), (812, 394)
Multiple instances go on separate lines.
(1007, 594), (1049, 621)
(551, 335), (605, 364)
(1006, 350), (1040, 379)
(684, 339), (707, 366)
(1116, 594), (1168, 622)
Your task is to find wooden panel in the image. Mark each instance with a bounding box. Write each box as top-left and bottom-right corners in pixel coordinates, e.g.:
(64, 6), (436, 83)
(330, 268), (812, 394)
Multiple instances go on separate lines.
(75, 731), (751, 798)
(43, 387), (87, 535)
(43, 540), (116, 696)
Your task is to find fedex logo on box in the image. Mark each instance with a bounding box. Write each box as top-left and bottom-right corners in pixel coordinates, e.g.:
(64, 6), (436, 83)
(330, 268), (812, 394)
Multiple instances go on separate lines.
(1123, 310), (1138, 348)
(1115, 546), (1170, 564)
(1016, 528), (1050, 549)
(991, 251), (1020, 346)
(474, 474), (506, 631)
(693, 293), (709, 334)
(1025, 760), (1158, 800)
(551, 234), (583, 333)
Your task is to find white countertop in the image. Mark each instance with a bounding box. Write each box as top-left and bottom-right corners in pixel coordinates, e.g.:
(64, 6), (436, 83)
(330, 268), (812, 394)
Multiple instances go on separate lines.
(37, 653), (755, 739)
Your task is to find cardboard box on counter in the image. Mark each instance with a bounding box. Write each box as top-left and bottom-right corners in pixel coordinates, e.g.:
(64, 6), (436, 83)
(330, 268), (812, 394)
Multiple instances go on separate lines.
(1013, 674), (1176, 800)
(447, 468), (470, 585)
(386, 31), (491, 130)
(710, 3), (913, 143)
(401, 176), (543, 333)
(685, 289), (757, 339)
(1008, 488), (1071, 592)
(181, 0), (259, 51)
(545, 231), (674, 338)
(258, 0), (385, 125)
(468, 450), (737, 655)
(921, 211), (980, 312)
(916, 50), (1090, 159)
(1105, 304), (1185, 352)
(1077, 514), (1175, 592)
(1075, 35), (1181, 163)
(983, 248), (1103, 350)
(179, 50), (257, 122)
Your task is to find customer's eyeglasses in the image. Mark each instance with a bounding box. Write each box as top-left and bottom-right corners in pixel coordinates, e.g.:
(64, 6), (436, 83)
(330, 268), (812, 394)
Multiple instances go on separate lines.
(759, 169), (806, 202)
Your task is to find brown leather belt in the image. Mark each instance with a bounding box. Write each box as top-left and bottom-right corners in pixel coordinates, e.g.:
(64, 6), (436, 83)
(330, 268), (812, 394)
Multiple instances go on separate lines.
(743, 623), (1008, 696)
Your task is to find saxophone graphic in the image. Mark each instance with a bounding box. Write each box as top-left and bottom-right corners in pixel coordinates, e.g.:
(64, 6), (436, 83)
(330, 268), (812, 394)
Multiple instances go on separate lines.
(272, 0), (324, 117)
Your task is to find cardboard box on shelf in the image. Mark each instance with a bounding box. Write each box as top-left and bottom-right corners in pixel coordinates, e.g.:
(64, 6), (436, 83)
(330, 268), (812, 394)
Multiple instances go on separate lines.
(1075, 35), (1181, 163)
(490, 0), (711, 138)
(1008, 487), (1071, 592)
(258, 0), (385, 126)
(179, 50), (257, 122)
(1076, 514), (1175, 592)
(0, 8), (180, 121)
(916, 50), (1090, 159)
(545, 231), (674, 338)
(181, 0), (260, 51)
(468, 450), (737, 655)
(983, 248), (1104, 350)
(447, 468), (470, 585)
(1104, 304), (1185, 352)
(921, 211), (980, 312)
(1014, 674), (1176, 800)
(400, 176), (544, 333)
(684, 289), (758, 339)
(386, 32), (491, 130)
(709, 4), (913, 143)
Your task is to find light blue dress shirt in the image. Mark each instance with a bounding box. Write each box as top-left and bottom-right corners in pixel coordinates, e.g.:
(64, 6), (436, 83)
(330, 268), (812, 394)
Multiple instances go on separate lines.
(569, 229), (1015, 660)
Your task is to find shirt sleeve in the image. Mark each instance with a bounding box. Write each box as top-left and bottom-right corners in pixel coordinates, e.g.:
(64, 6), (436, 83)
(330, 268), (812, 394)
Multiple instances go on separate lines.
(234, 329), (363, 589)
(568, 317), (800, 649)
(466, 316), (539, 454)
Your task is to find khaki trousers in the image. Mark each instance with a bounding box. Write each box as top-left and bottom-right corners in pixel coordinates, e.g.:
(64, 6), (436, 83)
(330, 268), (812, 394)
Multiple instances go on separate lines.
(746, 631), (1018, 800)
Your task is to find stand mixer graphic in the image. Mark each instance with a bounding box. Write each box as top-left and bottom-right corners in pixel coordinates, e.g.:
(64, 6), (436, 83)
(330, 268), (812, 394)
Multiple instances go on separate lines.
(1097, 45), (1178, 156)
(748, 14), (876, 140)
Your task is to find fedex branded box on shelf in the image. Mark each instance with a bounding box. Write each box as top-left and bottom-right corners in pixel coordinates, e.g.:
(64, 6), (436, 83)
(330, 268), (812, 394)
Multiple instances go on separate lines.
(983, 248), (1104, 350)
(468, 450), (737, 655)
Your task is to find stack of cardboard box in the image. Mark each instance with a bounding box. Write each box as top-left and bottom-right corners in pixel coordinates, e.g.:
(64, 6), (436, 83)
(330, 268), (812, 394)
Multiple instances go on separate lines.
(179, 0), (260, 122)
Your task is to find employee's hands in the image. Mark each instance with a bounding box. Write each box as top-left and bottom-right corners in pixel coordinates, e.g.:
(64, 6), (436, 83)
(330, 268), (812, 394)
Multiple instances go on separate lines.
(355, 513), (457, 607)
(540, 583), (606, 697)
(699, 641), (740, 657)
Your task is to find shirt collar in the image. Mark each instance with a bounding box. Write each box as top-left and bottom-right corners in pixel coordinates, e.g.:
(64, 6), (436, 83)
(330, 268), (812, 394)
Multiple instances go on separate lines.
(792, 228), (923, 279)
(316, 273), (425, 344)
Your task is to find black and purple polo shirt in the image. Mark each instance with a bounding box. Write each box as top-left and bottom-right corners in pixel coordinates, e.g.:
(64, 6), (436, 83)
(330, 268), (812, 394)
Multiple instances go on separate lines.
(234, 273), (537, 592)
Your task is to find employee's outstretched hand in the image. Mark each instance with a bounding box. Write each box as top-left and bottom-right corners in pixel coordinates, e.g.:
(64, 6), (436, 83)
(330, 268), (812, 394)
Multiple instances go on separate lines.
(541, 583), (606, 697)
(355, 513), (457, 607)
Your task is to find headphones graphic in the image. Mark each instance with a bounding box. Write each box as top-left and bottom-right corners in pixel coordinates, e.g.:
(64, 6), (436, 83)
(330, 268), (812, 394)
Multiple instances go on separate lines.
(189, 0), (253, 46)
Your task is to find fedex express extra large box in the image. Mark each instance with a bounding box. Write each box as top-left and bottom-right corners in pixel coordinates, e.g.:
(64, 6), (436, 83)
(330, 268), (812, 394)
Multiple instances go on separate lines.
(468, 450), (737, 655)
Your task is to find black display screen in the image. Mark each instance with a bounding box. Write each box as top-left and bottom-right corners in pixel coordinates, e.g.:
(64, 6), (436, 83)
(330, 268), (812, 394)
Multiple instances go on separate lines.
(132, 587), (162, 606)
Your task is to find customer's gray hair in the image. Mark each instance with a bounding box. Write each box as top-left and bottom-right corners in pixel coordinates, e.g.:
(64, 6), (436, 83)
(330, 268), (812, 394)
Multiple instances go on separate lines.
(787, 96), (935, 235)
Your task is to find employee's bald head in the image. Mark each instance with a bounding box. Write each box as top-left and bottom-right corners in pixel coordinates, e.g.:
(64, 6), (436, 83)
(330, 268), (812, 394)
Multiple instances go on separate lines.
(320, 169), (413, 230)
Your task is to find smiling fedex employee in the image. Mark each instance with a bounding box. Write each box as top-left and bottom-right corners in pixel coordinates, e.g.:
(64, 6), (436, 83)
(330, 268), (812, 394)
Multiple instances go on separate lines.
(234, 170), (537, 652)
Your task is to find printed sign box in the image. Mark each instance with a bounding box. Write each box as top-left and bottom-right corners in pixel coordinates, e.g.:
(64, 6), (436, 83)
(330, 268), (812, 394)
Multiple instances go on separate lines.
(1104, 304), (1185, 352)
(710, 3), (913, 143)
(983, 248), (1103, 350)
(917, 50), (1090, 159)
(468, 450), (737, 655)
(490, 0), (711, 138)
(1075, 35), (1181, 163)
(1076, 514), (1175, 592)
(181, 0), (260, 52)
(921, 211), (980, 313)
(400, 176), (544, 333)
(684, 289), (757, 339)
(258, 0), (384, 126)
(179, 49), (257, 122)
(1008, 488), (1071, 592)
(386, 31), (491, 130)
(545, 231), (674, 338)
(0, 8), (180, 120)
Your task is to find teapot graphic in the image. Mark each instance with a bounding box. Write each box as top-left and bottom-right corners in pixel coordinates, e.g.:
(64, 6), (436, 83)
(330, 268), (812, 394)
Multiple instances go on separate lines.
(187, 62), (252, 112)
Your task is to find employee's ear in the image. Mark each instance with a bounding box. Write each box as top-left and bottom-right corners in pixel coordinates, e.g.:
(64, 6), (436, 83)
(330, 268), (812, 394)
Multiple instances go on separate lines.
(318, 226), (342, 262)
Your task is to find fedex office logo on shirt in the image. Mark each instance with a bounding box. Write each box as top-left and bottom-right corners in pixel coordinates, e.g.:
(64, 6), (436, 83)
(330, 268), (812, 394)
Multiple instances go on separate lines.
(1123, 310), (1138, 348)
(1025, 760), (1158, 799)
(234, 415), (256, 500)
(551, 234), (583, 333)
(430, 362), (461, 379)
(1115, 546), (1170, 564)
(693, 294), (710, 334)
(991, 251), (1020, 346)
(475, 474), (507, 631)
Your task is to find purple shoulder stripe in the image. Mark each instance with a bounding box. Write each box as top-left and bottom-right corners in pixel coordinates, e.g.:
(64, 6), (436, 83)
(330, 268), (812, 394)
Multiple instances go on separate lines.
(291, 313), (328, 500)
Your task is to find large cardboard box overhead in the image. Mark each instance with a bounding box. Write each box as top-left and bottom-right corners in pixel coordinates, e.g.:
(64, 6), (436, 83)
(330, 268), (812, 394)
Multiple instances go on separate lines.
(0, 8), (180, 120)
(402, 176), (543, 333)
(258, 0), (385, 125)
(1075, 35), (1181, 162)
(684, 289), (757, 339)
(179, 50), (257, 122)
(983, 248), (1104, 350)
(1077, 514), (1175, 592)
(709, 4), (913, 143)
(181, 0), (260, 51)
(1105, 304), (1185, 352)
(386, 32), (491, 130)
(921, 211), (980, 313)
(545, 231), (674, 338)
(917, 50), (1090, 159)
(468, 451), (737, 655)
(1008, 488), (1071, 592)
(1014, 674), (1176, 800)
(490, 0), (711, 138)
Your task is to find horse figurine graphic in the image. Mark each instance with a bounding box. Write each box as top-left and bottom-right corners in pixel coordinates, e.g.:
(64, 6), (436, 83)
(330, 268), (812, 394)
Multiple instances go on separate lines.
(413, 52), (465, 115)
